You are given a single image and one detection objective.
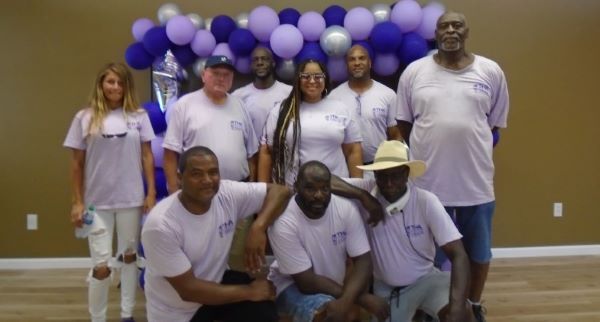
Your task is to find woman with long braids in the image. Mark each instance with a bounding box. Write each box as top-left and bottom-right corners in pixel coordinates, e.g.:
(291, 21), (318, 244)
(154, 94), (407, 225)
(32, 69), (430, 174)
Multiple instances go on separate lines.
(258, 59), (363, 186)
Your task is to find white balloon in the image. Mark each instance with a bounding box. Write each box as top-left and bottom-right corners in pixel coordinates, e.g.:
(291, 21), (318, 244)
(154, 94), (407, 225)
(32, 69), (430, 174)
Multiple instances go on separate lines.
(204, 17), (213, 31)
(192, 57), (208, 77)
(370, 4), (391, 23)
(186, 13), (204, 29)
(157, 3), (181, 25)
(236, 12), (249, 29)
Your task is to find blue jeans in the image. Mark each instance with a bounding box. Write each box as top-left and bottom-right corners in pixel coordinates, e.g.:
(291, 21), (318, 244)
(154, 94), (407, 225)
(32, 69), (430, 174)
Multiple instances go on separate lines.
(276, 283), (335, 322)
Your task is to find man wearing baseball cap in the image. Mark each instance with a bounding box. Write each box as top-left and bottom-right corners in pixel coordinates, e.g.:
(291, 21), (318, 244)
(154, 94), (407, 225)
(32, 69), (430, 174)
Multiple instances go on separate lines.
(332, 140), (475, 322)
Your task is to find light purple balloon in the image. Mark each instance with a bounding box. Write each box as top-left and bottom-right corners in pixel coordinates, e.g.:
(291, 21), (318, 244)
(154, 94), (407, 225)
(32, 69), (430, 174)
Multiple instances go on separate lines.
(270, 24), (303, 59)
(191, 30), (216, 57)
(248, 6), (280, 42)
(166, 15), (196, 45)
(344, 7), (375, 41)
(415, 2), (445, 40)
(151, 135), (164, 168)
(212, 43), (237, 64)
(373, 53), (399, 76)
(235, 56), (251, 74)
(297, 11), (326, 42)
(327, 56), (348, 82)
(390, 0), (423, 32)
(132, 18), (155, 42)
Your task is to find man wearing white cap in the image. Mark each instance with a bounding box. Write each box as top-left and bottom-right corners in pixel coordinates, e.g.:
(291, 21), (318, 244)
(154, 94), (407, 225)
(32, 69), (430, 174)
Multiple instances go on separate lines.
(332, 140), (474, 322)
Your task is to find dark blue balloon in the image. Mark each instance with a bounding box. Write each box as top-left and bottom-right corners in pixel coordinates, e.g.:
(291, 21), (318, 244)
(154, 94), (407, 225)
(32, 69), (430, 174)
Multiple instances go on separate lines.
(295, 42), (328, 65)
(370, 22), (403, 54)
(279, 8), (301, 26)
(143, 26), (172, 57)
(154, 167), (168, 200)
(492, 128), (500, 147)
(228, 28), (257, 56)
(139, 268), (145, 289)
(171, 44), (197, 67)
(125, 42), (154, 70)
(352, 41), (375, 60)
(323, 5), (346, 27)
(397, 32), (429, 65)
(211, 15), (237, 43)
(143, 101), (167, 134)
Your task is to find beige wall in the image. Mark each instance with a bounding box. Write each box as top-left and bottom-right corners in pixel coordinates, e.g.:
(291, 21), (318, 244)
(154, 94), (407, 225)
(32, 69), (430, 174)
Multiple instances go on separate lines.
(1, 0), (599, 257)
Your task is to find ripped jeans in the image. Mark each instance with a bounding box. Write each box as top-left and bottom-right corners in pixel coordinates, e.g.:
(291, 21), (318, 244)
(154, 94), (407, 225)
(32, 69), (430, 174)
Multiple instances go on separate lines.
(87, 207), (141, 322)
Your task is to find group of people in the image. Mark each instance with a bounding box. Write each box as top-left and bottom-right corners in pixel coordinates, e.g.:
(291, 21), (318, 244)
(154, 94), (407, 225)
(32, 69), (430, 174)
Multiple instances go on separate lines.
(64, 12), (508, 322)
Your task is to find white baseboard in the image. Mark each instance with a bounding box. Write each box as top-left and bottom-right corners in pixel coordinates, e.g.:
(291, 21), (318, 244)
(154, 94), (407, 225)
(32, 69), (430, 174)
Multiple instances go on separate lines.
(1, 245), (599, 270)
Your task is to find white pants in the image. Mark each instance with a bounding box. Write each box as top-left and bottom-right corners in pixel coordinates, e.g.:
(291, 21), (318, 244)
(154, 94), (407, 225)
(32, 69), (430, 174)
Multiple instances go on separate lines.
(87, 207), (141, 322)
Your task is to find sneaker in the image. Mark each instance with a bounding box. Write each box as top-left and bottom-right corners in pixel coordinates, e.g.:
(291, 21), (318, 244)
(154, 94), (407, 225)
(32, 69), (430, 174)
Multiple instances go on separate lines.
(472, 304), (487, 322)
(121, 318), (135, 322)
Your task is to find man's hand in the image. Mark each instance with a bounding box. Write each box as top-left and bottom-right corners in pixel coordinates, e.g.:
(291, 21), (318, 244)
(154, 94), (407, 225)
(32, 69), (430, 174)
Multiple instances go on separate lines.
(246, 278), (276, 302)
(244, 223), (267, 273)
(363, 194), (385, 227)
(359, 293), (390, 321)
(322, 299), (352, 322)
(70, 203), (85, 228)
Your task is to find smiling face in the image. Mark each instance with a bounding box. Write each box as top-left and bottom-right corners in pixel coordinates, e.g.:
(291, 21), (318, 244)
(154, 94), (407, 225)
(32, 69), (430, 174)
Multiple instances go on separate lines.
(299, 62), (326, 103)
(178, 153), (221, 210)
(346, 45), (371, 80)
(101, 71), (124, 108)
(435, 12), (469, 53)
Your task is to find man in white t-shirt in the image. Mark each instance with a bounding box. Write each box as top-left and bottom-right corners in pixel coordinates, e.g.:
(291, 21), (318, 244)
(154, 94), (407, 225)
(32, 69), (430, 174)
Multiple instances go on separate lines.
(396, 12), (509, 322)
(268, 161), (389, 322)
(332, 141), (474, 322)
(232, 46), (292, 140)
(142, 146), (291, 322)
(329, 44), (401, 166)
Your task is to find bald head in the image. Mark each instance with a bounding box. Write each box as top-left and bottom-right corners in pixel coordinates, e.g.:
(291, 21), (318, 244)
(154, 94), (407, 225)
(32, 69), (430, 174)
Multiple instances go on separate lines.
(435, 11), (470, 53)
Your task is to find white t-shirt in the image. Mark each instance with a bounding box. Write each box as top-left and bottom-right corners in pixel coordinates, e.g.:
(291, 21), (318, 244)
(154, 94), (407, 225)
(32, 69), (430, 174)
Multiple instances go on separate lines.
(231, 81), (292, 140)
(396, 55), (509, 206)
(163, 89), (259, 181)
(63, 107), (155, 209)
(141, 181), (267, 322)
(268, 195), (371, 295)
(329, 81), (397, 163)
(346, 178), (462, 286)
(263, 97), (363, 186)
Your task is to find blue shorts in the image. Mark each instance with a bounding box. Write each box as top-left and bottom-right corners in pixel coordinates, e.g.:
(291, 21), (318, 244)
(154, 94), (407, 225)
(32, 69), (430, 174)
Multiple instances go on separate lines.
(445, 201), (495, 264)
(276, 283), (335, 322)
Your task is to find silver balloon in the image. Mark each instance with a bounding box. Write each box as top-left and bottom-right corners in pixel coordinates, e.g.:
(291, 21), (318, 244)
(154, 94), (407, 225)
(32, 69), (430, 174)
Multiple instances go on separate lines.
(193, 58), (208, 78)
(152, 50), (181, 112)
(370, 4), (391, 23)
(319, 26), (352, 58)
(275, 59), (296, 82)
(157, 3), (181, 25)
(204, 17), (213, 31)
(236, 12), (249, 29)
(186, 13), (205, 29)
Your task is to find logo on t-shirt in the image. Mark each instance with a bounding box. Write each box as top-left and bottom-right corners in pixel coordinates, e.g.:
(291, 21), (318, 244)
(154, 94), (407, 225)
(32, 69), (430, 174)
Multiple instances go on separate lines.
(218, 219), (235, 238)
(127, 120), (140, 130)
(473, 83), (491, 96)
(331, 231), (347, 246)
(324, 114), (347, 125)
(230, 120), (243, 131)
(405, 224), (424, 238)
(372, 107), (386, 117)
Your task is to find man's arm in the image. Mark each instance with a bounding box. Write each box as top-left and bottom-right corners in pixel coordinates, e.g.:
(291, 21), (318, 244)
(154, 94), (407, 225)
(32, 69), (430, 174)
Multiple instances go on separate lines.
(396, 120), (413, 145)
(386, 125), (402, 141)
(163, 148), (179, 195)
(244, 183), (292, 271)
(330, 176), (384, 226)
(441, 239), (471, 321)
(342, 142), (363, 178)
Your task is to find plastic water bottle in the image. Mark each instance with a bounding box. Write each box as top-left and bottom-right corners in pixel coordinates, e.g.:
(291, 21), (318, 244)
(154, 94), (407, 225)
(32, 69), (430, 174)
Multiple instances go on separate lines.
(75, 205), (96, 239)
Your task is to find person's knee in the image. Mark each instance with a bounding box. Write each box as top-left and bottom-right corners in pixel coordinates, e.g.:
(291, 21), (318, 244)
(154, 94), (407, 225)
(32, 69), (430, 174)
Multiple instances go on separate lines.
(122, 252), (137, 264)
(92, 265), (111, 279)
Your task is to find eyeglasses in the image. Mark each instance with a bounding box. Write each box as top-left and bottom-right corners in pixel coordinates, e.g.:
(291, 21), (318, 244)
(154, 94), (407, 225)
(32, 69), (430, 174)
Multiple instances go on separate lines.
(299, 73), (326, 82)
(101, 132), (127, 138)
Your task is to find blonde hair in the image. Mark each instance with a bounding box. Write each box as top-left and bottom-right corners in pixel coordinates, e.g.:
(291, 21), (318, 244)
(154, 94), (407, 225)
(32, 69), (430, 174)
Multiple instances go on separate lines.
(87, 62), (140, 135)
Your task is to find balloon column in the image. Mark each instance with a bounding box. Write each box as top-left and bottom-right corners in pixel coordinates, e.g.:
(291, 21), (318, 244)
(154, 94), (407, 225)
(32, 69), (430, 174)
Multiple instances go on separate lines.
(125, 0), (445, 79)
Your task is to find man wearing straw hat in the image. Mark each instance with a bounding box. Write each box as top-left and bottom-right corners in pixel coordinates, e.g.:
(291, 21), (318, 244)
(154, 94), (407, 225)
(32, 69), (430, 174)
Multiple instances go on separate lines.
(332, 140), (474, 322)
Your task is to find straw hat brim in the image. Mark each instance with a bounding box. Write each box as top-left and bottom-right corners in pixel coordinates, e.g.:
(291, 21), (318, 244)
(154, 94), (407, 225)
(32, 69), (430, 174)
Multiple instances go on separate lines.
(357, 160), (427, 178)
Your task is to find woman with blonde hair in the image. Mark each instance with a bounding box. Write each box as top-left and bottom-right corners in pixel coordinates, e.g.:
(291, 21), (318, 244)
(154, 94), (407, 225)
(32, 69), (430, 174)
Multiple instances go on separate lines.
(64, 62), (156, 322)
(259, 59), (363, 186)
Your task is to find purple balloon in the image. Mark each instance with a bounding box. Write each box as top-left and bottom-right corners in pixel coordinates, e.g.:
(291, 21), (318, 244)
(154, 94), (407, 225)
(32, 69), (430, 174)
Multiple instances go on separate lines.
(397, 32), (428, 65)
(171, 44), (197, 67)
(212, 43), (236, 64)
(415, 2), (445, 40)
(327, 56), (348, 82)
(143, 26), (172, 57)
(125, 42), (154, 70)
(390, 0), (423, 32)
(323, 5), (347, 27)
(151, 135), (164, 168)
(279, 8), (301, 26)
(492, 128), (500, 147)
(295, 42), (327, 65)
(132, 18), (155, 42)
(344, 7), (375, 41)
(248, 6), (280, 42)
(211, 15), (237, 43)
(166, 15), (196, 45)
(235, 55), (251, 74)
(298, 11), (326, 42)
(228, 28), (257, 56)
(143, 101), (167, 134)
(370, 21), (403, 54)
(270, 24), (303, 59)
(154, 167), (168, 199)
(190, 30), (216, 57)
(373, 53), (399, 76)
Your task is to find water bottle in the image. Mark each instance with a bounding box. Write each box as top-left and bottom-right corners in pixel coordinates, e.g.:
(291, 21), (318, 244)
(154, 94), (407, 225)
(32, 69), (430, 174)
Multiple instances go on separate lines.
(75, 205), (96, 239)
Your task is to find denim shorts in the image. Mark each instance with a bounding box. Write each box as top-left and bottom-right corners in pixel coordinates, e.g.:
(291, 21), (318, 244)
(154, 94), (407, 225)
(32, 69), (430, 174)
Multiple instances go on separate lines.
(276, 283), (335, 322)
(445, 201), (495, 263)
